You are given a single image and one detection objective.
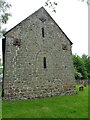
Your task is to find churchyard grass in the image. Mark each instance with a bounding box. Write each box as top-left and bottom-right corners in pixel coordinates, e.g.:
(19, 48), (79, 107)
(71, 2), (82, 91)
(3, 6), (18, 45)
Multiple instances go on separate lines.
(0, 99), (2, 119)
(2, 85), (88, 118)
(0, 91), (2, 119)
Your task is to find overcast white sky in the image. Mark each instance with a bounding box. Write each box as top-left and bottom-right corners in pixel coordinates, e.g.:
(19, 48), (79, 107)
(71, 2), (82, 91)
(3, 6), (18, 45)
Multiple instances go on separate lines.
(0, 0), (88, 59)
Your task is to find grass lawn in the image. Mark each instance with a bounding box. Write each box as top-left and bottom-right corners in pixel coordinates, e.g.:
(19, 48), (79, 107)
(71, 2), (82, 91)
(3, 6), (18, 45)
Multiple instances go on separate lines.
(0, 97), (2, 119)
(2, 85), (88, 118)
(0, 100), (2, 119)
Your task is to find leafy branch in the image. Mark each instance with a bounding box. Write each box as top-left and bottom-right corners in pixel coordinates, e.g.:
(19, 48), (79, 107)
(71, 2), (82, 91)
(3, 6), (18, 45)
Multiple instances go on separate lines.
(45, 0), (58, 13)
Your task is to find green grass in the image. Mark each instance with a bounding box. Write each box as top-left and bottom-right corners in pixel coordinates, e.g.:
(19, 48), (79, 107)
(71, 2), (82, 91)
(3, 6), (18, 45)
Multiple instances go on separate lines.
(2, 85), (88, 118)
(0, 101), (2, 119)
(0, 91), (2, 119)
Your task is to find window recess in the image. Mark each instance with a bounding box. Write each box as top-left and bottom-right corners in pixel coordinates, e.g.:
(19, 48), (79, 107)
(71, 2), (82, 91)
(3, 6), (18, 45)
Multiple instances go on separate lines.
(42, 28), (44, 38)
(43, 57), (47, 68)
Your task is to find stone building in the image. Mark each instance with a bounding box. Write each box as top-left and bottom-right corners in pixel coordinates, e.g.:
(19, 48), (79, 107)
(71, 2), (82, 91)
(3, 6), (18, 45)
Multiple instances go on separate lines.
(2, 7), (76, 100)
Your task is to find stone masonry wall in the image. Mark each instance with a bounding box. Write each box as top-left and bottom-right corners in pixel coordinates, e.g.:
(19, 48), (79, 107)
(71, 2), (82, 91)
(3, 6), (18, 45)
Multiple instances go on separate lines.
(3, 7), (76, 100)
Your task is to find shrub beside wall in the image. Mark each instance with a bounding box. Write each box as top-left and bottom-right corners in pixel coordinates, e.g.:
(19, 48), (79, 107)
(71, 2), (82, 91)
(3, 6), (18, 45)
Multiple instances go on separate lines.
(75, 79), (89, 85)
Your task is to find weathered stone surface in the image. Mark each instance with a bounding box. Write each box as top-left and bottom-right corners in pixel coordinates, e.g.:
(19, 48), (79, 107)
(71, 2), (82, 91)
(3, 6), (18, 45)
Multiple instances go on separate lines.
(2, 7), (76, 100)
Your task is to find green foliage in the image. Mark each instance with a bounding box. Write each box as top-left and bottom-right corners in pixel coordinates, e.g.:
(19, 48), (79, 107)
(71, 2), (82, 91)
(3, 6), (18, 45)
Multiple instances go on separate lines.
(0, 58), (2, 66)
(0, 57), (2, 74)
(1, 13), (10, 24)
(0, 0), (11, 37)
(0, 0), (11, 23)
(2, 86), (88, 118)
(45, 0), (89, 12)
(45, 0), (57, 13)
(72, 54), (89, 79)
(82, 54), (90, 78)
(74, 69), (82, 79)
(0, 68), (2, 74)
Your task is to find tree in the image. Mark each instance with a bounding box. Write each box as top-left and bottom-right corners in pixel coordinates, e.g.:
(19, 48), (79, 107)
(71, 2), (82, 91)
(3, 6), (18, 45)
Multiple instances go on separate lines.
(72, 54), (88, 79)
(82, 54), (90, 78)
(0, 57), (2, 74)
(45, 0), (58, 13)
(0, 0), (11, 37)
(74, 68), (83, 79)
(45, 0), (89, 12)
(80, 0), (90, 4)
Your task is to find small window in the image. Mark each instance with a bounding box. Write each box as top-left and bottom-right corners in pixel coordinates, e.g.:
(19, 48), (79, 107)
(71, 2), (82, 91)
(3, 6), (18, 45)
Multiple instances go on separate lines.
(39, 17), (46, 22)
(13, 39), (21, 46)
(42, 28), (44, 38)
(43, 57), (47, 68)
(62, 44), (68, 50)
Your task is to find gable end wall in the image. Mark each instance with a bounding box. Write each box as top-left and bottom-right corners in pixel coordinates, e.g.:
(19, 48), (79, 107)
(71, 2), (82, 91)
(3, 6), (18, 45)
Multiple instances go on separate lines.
(3, 7), (76, 100)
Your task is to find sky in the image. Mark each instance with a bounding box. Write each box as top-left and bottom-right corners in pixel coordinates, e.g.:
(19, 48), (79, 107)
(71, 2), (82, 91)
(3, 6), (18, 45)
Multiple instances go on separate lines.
(0, 0), (88, 59)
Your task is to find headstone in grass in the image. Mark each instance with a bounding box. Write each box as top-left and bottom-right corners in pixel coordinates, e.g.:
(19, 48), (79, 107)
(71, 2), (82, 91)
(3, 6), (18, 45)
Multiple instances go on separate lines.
(79, 86), (84, 91)
(84, 84), (87, 87)
(84, 81), (87, 87)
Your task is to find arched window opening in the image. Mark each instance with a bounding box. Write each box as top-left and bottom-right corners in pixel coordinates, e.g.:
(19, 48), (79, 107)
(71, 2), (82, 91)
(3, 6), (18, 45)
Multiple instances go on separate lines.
(43, 57), (47, 68)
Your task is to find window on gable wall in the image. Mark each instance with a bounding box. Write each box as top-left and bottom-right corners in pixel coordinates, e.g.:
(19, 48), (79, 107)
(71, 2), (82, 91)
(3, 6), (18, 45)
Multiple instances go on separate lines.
(43, 57), (47, 68)
(13, 39), (21, 46)
(42, 28), (44, 38)
(39, 17), (46, 23)
(62, 44), (68, 50)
